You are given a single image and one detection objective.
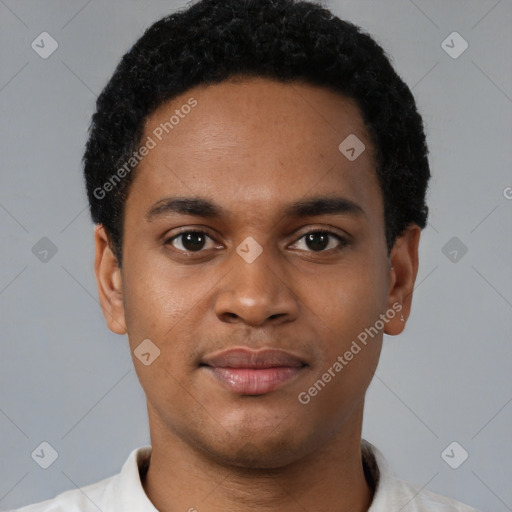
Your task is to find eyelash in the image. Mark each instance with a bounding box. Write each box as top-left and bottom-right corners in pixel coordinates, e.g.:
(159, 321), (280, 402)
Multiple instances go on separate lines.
(164, 228), (349, 255)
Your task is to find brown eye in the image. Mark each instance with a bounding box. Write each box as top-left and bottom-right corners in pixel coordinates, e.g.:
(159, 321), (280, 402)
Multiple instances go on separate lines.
(166, 231), (215, 252)
(291, 230), (348, 252)
(305, 232), (329, 251)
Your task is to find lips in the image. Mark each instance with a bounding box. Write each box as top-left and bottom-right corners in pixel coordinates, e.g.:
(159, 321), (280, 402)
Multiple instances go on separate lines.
(201, 347), (307, 395)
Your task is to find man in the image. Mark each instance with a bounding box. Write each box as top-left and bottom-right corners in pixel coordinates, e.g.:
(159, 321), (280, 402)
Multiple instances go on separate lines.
(15, 0), (479, 510)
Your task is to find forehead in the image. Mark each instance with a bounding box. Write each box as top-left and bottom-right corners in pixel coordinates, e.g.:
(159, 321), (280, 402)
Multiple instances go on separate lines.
(145, 76), (370, 157)
(125, 77), (382, 224)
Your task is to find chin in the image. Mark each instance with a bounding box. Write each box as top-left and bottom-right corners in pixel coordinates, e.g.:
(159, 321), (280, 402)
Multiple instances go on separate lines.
(216, 445), (296, 470)
(202, 428), (313, 470)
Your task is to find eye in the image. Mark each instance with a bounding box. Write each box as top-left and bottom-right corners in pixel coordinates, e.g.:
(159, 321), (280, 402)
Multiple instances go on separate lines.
(164, 228), (349, 255)
(165, 230), (218, 252)
(290, 229), (349, 252)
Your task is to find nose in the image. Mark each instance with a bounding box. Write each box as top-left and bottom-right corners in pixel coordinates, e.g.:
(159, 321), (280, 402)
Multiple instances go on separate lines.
(213, 243), (299, 327)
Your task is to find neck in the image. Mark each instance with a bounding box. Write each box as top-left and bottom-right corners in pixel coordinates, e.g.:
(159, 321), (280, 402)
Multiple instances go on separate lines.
(141, 403), (374, 512)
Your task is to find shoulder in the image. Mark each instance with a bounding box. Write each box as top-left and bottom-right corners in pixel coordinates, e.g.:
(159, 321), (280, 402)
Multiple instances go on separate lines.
(384, 476), (480, 511)
(9, 445), (152, 512)
(9, 475), (115, 512)
(363, 440), (480, 512)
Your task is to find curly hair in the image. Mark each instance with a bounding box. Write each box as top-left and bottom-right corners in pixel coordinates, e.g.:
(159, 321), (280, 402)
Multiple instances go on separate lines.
(83, 0), (430, 267)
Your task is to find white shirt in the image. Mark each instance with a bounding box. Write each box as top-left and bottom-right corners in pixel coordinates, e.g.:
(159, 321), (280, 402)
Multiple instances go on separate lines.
(11, 441), (480, 511)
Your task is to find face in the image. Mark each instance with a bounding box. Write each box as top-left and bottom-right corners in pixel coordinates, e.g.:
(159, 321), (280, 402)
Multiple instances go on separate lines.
(95, 77), (419, 468)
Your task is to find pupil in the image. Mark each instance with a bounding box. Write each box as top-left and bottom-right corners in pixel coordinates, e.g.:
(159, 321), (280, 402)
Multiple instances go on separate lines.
(183, 232), (205, 251)
(307, 233), (328, 251)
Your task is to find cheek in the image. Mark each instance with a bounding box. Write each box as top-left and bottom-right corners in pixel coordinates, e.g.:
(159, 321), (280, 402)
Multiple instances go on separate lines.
(299, 267), (386, 402)
(121, 253), (215, 384)
(299, 338), (382, 432)
(121, 263), (198, 410)
(122, 254), (190, 337)
(309, 260), (388, 341)
(300, 256), (387, 400)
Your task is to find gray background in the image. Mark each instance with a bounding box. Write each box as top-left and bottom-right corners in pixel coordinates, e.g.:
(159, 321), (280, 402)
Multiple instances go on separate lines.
(1, 0), (511, 510)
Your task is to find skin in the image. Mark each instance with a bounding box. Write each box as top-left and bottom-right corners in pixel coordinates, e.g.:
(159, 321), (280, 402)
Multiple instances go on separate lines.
(94, 77), (420, 512)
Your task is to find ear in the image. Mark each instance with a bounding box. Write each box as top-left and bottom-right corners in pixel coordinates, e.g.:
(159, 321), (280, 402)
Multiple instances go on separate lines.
(94, 224), (127, 335)
(384, 223), (421, 336)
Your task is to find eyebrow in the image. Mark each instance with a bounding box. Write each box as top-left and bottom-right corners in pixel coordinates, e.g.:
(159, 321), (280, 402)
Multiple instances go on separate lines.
(283, 196), (365, 218)
(145, 197), (224, 221)
(145, 195), (365, 222)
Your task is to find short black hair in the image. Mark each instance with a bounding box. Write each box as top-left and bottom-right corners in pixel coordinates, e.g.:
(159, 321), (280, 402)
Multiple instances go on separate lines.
(83, 0), (430, 267)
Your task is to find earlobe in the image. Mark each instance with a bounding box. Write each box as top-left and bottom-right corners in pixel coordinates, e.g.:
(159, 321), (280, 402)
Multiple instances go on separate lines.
(384, 223), (421, 336)
(94, 224), (127, 335)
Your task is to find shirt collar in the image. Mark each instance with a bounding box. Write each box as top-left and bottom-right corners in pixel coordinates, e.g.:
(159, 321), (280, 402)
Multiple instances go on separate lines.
(111, 441), (391, 511)
(109, 445), (157, 511)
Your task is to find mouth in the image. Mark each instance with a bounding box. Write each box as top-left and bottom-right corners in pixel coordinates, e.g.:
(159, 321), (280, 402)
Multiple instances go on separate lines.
(200, 347), (308, 395)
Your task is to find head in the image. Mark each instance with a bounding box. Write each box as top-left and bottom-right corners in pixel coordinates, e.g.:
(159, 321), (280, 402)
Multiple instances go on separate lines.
(87, 0), (429, 468)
